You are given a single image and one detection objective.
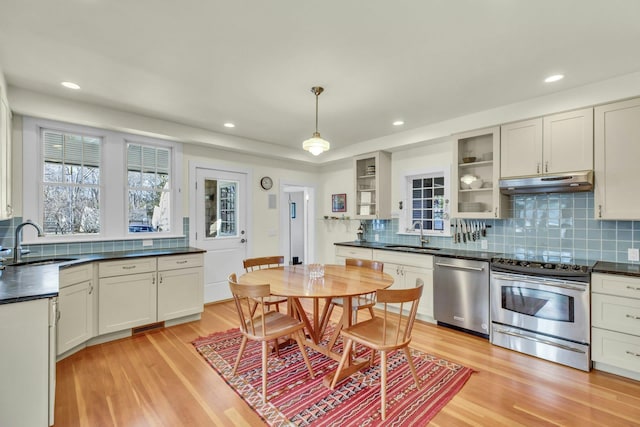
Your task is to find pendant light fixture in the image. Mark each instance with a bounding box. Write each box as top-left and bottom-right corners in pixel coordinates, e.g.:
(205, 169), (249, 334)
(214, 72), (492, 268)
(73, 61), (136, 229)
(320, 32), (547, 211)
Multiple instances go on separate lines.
(302, 86), (330, 156)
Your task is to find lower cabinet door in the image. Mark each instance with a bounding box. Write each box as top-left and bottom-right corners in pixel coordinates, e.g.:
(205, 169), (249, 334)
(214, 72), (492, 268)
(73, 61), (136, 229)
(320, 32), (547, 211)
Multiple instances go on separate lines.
(157, 267), (204, 321)
(57, 280), (94, 355)
(98, 272), (157, 334)
(404, 266), (434, 319)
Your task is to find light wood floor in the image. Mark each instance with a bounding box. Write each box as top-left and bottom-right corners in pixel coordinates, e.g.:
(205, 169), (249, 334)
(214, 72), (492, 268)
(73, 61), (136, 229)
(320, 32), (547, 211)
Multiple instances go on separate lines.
(54, 300), (640, 426)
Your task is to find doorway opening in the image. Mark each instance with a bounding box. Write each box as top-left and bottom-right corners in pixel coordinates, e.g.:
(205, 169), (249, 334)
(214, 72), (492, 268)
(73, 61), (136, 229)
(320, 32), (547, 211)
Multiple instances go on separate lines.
(279, 183), (315, 265)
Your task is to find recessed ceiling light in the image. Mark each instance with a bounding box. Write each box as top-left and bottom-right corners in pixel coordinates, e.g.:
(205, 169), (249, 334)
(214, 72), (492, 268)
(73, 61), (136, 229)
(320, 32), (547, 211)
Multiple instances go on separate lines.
(223, 122), (235, 128)
(393, 120), (405, 126)
(61, 81), (81, 90)
(544, 74), (564, 83)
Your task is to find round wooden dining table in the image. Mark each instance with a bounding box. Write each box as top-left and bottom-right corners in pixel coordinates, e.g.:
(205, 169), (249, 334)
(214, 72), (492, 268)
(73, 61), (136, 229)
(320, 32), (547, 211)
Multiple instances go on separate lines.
(239, 263), (394, 385)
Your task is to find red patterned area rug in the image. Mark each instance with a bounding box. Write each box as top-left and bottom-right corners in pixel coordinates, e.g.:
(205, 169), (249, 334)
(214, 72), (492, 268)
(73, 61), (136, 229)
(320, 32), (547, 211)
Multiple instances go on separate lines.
(192, 327), (474, 426)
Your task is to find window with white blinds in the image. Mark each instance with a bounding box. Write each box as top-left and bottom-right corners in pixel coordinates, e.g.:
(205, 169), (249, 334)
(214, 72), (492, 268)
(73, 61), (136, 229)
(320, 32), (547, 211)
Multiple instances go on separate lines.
(127, 143), (172, 233)
(42, 129), (101, 235)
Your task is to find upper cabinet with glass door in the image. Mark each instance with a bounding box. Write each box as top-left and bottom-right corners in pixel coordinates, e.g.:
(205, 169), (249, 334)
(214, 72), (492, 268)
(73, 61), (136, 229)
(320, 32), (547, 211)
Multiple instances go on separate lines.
(452, 126), (506, 219)
(0, 89), (12, 220)
(354, 151), (391, 219)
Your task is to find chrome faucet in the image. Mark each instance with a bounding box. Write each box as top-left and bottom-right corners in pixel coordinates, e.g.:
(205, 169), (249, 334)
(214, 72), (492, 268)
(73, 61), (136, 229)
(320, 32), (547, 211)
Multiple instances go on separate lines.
(13, 220), (45, 263)
(411, 221), (430, 247)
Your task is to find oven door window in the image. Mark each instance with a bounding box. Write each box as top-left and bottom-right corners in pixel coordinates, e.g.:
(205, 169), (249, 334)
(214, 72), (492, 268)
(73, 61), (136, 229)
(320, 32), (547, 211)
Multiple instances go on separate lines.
(501, 286), (574, 322)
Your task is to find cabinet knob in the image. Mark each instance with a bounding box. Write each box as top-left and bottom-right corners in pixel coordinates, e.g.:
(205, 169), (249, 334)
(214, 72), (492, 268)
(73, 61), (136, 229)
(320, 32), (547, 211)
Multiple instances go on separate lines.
(537, 163), (540, 174)
(544, 161), (549, 173)
(494, 207), (498, 218)
(598, 205), (603, 218)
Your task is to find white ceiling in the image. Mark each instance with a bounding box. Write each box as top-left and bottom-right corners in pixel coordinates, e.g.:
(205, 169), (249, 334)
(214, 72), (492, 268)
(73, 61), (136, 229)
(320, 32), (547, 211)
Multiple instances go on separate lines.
(2, 0), (640, 163)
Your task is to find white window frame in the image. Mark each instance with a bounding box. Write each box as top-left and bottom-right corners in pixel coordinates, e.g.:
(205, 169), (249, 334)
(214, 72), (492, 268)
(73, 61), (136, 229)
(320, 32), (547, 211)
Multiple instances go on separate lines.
(22, 116), (183, 243)
(398, 167), (451, 237)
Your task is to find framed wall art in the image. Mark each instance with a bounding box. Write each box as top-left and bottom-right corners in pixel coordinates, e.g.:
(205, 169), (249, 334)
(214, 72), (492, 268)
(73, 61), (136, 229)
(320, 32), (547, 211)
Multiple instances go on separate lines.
(331, 193), (346, 212)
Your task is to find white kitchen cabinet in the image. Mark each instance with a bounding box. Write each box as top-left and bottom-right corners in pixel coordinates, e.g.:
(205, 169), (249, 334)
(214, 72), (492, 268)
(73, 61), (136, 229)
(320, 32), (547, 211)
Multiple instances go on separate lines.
(157, 253), (204, 321)
(372, 249), (434, 321)
(354, 151), (391, 219)
(500, 108), (593, 178)
(594, 97), (640, 219)
(591, 273), (640, 380)
(57, 263), (95, 356)
(0, 298), (55, 427)
(334, 245), (373, 264)
(0, 90), (12, 220)
(452, 126), (506, 218)
(98, 258), (157, 334)
(500, 118), (542, 177)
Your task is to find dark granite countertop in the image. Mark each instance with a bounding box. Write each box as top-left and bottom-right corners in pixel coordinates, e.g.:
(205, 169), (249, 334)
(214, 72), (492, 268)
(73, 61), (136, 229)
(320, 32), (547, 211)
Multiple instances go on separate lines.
(593, 260), (640, 277)
(0, 247), (205, 305)
(334, 241), (498, 262)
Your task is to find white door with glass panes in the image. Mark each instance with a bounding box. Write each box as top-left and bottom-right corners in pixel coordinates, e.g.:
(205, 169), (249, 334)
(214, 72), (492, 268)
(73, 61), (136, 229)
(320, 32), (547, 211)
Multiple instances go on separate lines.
(194, 167), (248, 302)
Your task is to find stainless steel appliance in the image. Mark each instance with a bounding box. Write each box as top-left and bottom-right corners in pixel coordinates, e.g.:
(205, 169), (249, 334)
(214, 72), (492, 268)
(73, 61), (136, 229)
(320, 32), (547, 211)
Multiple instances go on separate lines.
(499, 170), (593, 194)
(490, 257), (593, 371)
(434, 256), (489, 337)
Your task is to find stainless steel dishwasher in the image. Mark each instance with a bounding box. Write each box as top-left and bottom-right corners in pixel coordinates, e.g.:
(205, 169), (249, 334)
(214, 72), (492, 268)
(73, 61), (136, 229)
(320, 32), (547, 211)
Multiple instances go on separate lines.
(434, 256), (489, 338)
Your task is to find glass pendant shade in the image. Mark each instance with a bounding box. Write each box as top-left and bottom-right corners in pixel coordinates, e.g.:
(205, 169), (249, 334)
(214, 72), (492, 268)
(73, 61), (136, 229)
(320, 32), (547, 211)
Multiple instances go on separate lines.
(303, 132), (330, 156)
(302, 86), (330, 155)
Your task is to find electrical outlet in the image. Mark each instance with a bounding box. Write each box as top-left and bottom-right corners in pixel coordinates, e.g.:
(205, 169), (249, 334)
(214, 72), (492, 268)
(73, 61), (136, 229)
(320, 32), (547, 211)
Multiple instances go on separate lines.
(628, 248), (639, 262)
(481, 240), (488, 250)
(142, 239), (153, 247)
(374, 234), (379, 242)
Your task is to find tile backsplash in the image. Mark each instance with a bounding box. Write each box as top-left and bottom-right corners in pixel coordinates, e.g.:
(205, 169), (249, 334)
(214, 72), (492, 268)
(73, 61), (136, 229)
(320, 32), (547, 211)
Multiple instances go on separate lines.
(363, 192), (639, 264)
(0, 217), (189, 257)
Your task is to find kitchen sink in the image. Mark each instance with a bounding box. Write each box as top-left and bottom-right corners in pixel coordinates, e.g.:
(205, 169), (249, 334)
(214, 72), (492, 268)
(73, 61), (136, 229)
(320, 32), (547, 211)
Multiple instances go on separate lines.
(6, 257), (78, 267)
(383, 244), (441, 252)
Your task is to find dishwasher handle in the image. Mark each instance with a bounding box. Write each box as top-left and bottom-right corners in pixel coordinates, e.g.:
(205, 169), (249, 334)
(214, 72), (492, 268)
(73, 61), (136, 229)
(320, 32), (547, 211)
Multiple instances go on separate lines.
(435, 262), (485, 272)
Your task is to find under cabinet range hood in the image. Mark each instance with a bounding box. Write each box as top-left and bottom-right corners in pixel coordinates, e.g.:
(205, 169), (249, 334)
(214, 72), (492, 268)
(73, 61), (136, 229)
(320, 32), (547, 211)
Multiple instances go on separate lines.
(499, 170), (594, 195)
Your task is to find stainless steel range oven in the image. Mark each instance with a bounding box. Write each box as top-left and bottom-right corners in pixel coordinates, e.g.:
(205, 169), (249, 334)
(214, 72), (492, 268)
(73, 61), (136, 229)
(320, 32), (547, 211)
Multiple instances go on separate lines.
(490, 258), (593, 371)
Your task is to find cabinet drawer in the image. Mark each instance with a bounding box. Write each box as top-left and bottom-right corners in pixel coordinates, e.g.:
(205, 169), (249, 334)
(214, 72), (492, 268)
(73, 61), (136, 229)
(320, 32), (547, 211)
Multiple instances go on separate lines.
(157, 253), (203, 271)
(98, 257), (156, 278)
(592, 328), (640, 374)
(372, 250), (433, 269)
(59, 263), (93, 288)
(335, 246), (373, 260)
(592, 293), (640, 335)
(592, 273), (640, 299)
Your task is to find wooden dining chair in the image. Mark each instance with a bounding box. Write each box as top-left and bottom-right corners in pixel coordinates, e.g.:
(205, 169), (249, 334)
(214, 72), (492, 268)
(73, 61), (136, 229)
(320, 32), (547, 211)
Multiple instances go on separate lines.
(243, 256), (288, 314)
(228, 273), (314, 403)
(319, 258), (383, 332)
(330, 279), (424, 421)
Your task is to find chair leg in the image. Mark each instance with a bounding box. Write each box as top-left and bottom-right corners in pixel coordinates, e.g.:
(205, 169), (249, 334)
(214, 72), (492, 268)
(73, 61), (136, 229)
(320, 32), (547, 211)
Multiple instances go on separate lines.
(380, 350), (387, 421)
(330, 338), (353, 389)
(233, 336), (248, 375)
(367, 306), (375, 319)
(294, 330), (315, 378)
(262, 340), (268, 403)
(402, 347), (421, 389)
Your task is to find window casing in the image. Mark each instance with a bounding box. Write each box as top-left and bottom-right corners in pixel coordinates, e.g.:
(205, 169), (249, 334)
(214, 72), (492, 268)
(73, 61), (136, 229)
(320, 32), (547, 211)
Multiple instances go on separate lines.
(22, 117), (183, 243)
(399, 169), (450, 237)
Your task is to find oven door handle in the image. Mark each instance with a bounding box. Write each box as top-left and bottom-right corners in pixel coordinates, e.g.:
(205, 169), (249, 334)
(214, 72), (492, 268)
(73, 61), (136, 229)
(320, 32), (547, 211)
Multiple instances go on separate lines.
(494, 328), (586, 353)
(436, 262), (485, 272)
(491, 274), (587, 292)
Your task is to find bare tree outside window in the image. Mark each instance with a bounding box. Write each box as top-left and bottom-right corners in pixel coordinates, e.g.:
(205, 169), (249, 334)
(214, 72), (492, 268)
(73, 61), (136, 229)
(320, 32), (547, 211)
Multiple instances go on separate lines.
(42, 130), (101, 235)
(127, 143), (171, 233)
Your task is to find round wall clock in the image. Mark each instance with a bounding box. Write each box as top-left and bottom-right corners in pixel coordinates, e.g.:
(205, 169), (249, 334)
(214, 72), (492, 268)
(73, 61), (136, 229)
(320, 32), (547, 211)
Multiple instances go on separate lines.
(260, 176), (273, 190)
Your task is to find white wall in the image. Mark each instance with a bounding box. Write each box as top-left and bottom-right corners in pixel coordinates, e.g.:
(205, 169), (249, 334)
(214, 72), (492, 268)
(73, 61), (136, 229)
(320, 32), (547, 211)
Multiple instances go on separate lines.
(183, 143), (319, 258)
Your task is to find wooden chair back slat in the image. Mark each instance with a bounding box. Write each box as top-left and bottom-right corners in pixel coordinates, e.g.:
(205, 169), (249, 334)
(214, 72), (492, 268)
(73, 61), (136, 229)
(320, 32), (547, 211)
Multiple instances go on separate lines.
(345, 258), (384, 272)
(243, 256), (285, 272)
(229, 273), (270, 336)
(378, 279), (423, 346)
